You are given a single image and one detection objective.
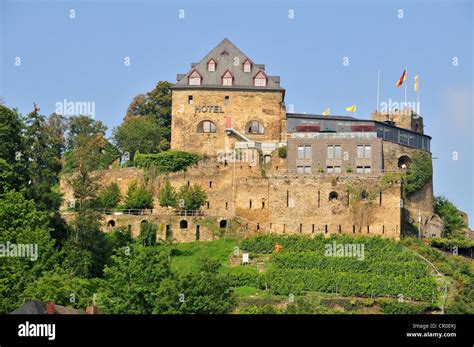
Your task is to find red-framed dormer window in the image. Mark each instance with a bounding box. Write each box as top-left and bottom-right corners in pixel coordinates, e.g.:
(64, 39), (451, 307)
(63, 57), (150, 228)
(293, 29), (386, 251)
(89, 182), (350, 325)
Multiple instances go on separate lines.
(188, 70), (202, 85)
(243, 59), (252, 72)
(222, 70), (233, 86)
(254, 71), (267, 87)
(207, 59), (216, 72)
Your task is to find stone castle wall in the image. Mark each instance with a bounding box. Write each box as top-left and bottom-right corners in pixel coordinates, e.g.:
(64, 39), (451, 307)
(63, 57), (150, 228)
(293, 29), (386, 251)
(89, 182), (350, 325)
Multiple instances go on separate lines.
(60, 155), (403, 241)
(372, 111), (424, 134)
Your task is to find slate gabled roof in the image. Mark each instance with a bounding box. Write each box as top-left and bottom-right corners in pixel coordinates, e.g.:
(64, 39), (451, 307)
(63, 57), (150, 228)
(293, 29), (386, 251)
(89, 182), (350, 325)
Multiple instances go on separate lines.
(172, 38), (284, 92)
(10, 300), (46, 314)
(10, 300), (86, 315)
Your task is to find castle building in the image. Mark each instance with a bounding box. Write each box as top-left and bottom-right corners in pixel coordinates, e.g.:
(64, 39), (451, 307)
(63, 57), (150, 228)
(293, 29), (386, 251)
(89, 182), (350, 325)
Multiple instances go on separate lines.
(170, 38), (431, 175)
(166, 38), (438, 240)
(62, 38), (442, 242)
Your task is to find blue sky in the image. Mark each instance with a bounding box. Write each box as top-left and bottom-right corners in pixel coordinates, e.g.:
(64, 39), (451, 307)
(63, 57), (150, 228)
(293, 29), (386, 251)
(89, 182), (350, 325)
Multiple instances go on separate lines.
(1, 0), (473, 226)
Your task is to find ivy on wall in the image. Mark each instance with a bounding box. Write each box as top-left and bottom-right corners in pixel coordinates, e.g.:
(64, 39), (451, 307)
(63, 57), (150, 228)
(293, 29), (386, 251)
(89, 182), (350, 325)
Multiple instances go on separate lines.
(403, 151), (432, 196)
(134, 150), (201, 173)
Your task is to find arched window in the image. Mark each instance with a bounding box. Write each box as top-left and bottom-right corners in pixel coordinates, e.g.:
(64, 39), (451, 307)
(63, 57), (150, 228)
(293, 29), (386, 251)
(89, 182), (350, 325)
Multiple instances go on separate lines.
(197, 120), (217, 133)
(179, 220), (188, 229)
(398, 155), (411, 169)
(219, 220), (227, 228)
(107, 220), (116, 228)
(329, 191), (338, 201)
(188, 70), (201, 85)
(246, 121), (264, 134)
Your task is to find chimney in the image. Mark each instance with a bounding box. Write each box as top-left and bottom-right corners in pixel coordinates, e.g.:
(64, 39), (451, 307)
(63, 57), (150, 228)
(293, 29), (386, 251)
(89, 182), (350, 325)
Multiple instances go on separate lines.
(46, 301), (55, 315)
(86, 305), (98, 315)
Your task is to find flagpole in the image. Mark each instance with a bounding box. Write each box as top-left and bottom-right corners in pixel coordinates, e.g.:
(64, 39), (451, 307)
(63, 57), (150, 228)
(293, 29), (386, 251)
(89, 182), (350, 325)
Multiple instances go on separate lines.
(417, 88), (420, 115)
(376, 69), (380, 112)
(404, 66), (407, 112)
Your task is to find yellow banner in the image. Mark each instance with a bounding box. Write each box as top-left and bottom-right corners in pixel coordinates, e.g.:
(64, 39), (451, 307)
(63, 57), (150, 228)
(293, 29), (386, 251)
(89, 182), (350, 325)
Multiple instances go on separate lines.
(345, 105), (356, 113)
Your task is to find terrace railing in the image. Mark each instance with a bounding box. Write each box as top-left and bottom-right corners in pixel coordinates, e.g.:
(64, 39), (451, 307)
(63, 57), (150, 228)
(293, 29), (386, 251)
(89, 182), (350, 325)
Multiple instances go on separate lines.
(174, 210), (205, 217)
(99, 209), (153, 215)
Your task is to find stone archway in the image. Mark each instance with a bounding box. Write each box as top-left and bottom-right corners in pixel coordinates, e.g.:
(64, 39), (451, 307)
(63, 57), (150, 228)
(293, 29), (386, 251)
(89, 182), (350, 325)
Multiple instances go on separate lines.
(398, 155), (411, 170)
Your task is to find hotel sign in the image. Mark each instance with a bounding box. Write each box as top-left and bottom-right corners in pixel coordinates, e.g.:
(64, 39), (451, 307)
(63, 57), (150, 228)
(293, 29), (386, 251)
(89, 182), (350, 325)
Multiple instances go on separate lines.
(194, 105), (225, 114)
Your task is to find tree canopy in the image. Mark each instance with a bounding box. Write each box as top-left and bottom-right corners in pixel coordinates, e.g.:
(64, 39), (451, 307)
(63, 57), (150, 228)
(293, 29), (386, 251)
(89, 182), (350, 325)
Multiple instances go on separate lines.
(434, 196), (467, 238)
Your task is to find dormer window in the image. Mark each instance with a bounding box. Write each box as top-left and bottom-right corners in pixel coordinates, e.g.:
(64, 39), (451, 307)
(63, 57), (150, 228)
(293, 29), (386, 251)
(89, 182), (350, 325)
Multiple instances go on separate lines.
(243, 59), (252, 72)
(207, 59), (216, 72)
(254, 71), (267, 87)
(188, 70), (201, 85)
(222, 70), (233, 86)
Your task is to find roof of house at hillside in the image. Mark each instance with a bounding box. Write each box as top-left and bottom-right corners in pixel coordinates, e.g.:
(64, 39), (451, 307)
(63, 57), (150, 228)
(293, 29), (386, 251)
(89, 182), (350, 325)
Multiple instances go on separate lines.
(172, 38), (284, 91)
(10, 300), (87, 315)
(10, 300), (47, 314)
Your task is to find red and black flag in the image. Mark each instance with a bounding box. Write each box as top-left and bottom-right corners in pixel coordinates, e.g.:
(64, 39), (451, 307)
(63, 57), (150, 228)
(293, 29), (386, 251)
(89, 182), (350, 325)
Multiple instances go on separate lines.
(396, 69), (407, 87)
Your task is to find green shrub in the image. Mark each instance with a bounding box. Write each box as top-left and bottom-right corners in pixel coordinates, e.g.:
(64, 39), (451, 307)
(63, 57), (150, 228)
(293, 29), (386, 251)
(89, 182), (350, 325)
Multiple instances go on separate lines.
(177, 184), (207, 211)
(124, 180), (153, 209)
(134, 150), (201, 173)
(97, 182), (121, 209)
(106, 227), (133, 251)
(159, 181), (177, 208)
(138, 222), (157, 246)
(434, 196), (467, 237)
(278, 146), (287, 159)
(379, 301), (434, 314)
(225, 270), (261, 287)
(239, 304), (283, 314)
(404, 151), (432, 196)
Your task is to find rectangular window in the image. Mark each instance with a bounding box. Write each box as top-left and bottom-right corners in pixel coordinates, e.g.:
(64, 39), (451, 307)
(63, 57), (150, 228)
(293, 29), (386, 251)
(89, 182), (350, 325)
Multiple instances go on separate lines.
(357, 145), (371, 158)
(356, 166), (364, 173)
(244, 62), (251, 72)
(357, 145), (364, 159)
(224, 95), (229, 105)
(327, 145), (334, 159)
(327, 145), (341, 159)
(327, 166), (334, 173)
(223, 78), (232, 86)
(304, 145), (312, 159)
(297, 145), (305, 159)
(203, 122), (211, 133)
(188, 95), (193, 105)
(364, 166), (371, 173)
(364, 145), (371, 159)
(334, 145), (341, 158)
(189, 77), (201, 86)
(297, 166), (304, 174)
(334, 166), (341, 173)
(400, 132), (408, 145)
(304, 166), (312, 174)
(254, 78), (266, 87)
